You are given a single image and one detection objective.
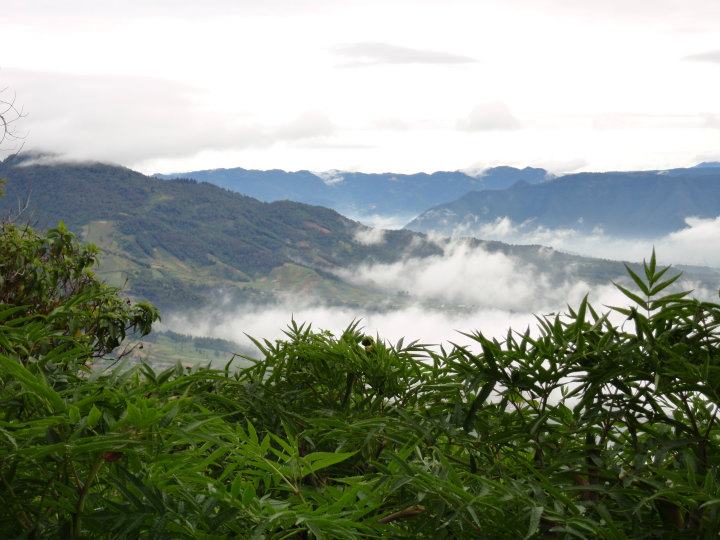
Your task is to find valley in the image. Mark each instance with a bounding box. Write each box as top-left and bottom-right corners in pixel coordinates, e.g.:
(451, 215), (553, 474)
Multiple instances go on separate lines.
(2, 154), (719, 366)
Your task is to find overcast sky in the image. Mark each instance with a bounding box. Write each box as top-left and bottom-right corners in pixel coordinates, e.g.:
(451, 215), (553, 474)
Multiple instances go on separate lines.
(3, 0), (720, 174)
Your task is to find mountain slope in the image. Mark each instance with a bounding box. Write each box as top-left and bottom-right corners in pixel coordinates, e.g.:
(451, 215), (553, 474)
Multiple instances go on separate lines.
(407, 167), (720, 237)
(0, 156), (439, 309)
(155, 165), (549, 219)
(2, 156), (717, 312)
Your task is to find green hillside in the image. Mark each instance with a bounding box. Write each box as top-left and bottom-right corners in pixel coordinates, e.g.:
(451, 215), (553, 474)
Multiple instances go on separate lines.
(2, 155), (718, 312)
(0, 155), (440, 310)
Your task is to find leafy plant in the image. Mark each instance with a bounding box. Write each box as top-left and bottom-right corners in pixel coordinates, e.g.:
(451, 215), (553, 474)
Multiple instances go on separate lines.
(1, 222), (718, 539)
(0, 221), (158, 360)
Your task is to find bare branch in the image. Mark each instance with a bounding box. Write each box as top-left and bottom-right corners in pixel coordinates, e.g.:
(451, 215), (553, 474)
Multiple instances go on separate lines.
(0, 87), (28, 160)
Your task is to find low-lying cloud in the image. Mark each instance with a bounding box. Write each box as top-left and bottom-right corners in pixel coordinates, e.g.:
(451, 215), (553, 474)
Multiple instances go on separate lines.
(161, 230), (720, 357)
(165, 303), (549, 353)
(163, 241), (645, 353)
(337, 239), (622, 312)
(353, 226), (386, 245)
(448, 216), (720, 268)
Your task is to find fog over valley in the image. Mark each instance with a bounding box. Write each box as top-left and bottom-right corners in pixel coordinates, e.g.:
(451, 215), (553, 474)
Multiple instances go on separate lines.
(416, 215), (720, 268)
(162, 239), (717, 353)
(1, 155), (718, 357)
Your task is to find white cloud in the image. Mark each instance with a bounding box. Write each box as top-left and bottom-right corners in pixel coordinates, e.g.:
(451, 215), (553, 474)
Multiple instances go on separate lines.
(449, 215), (720, 267)
(5, 0), (720, 173)
(685, 50), (720, 63)
(457, 102), (521, 131)
(313, 169), (345, 185)
(274, 110), (336, 140)
(4, 69), (340, 164)
(161, 241), (639, 351)
(337, 239), (617, 312)
(592, 112), (719, 130)
(505, 0), (720, 29)
(373, 117), (412, 131)
(162, 234), (715, 353)
(334, 42), (477, 67)
(165, 302), (542, 351)
(353, 226), (386, 245)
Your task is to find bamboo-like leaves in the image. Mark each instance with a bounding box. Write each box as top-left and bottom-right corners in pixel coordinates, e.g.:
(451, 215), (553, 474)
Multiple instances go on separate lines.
(1, 248), (720, 538)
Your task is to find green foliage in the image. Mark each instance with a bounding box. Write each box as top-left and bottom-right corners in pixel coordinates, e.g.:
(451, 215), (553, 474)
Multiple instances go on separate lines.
(1, 230), (720, 538)
(0, 222), (158, 359)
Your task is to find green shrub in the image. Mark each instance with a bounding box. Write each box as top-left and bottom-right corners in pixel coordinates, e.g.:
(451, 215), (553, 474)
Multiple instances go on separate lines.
(1, 222), (719, 538)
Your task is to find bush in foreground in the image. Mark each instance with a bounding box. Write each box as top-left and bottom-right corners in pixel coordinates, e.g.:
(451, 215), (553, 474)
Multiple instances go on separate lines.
(1, 224), (719, 538)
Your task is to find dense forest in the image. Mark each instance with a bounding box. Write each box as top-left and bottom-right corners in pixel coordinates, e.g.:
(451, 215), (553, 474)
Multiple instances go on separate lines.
(2, 201), (720, 538)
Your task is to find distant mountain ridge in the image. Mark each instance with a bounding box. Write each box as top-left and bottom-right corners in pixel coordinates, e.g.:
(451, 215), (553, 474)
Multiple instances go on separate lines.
(154, 165), (549, 220)
(2, 156), (718, 312)
(407, 167), (720, 237)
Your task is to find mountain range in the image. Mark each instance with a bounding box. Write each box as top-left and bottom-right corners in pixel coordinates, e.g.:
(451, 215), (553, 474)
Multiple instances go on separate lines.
(4, 155), (714, 313)
(407, 167), (720, 237)
(0, 155), (439, 310)
(155, 165), (549, 221)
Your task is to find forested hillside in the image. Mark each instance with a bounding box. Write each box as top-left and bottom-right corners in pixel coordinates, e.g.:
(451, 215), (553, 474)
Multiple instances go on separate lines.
(0, 155), (438, 309)
(407, 167), (720, 237)
(2, 155), (718, 312)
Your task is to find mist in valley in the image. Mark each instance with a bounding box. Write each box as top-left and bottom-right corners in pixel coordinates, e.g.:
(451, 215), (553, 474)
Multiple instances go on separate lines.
(430, 214), (720, 268)
(162, 235), (716, 355)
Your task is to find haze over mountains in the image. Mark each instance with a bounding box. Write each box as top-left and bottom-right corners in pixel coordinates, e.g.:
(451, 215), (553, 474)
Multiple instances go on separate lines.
(2, 155), (688, 311)
(3, 153), (719, 348)
(160, 162), (720, 259)
(407, 166), (720, 237)
(155, 165), (549, 225)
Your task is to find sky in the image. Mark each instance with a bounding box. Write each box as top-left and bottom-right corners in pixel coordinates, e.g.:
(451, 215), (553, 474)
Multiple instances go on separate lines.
(3, 0), (720, 175)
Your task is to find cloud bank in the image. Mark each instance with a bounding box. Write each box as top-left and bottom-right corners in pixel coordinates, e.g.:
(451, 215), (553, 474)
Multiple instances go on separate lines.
(5, 69), (337, 165)
(446, 216), (720, 268)
(334, 42), (477, 67)
(458, 102), (521, 131)
(164, 242), (644, 353)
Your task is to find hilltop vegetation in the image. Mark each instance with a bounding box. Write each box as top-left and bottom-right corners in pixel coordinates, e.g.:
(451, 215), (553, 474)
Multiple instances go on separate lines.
(2, 220), (720, 538)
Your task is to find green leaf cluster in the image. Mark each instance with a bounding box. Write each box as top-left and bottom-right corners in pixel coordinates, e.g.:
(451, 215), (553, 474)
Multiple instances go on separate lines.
(1, 225), (720, 539)
(0, 222), (158, 360)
